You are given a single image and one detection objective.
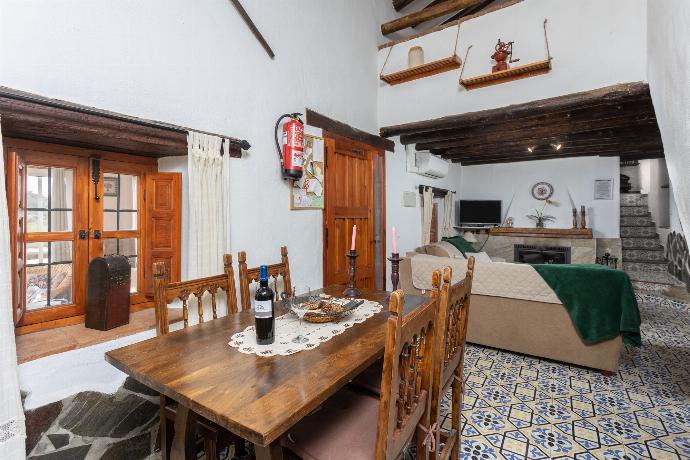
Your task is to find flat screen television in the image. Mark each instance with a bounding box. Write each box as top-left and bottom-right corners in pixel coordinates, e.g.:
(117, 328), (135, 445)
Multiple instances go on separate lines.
(456, 200), (502, 226)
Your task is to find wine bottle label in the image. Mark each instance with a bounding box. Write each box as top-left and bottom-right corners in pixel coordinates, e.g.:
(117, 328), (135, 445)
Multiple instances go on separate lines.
(254, 300), (273, 319)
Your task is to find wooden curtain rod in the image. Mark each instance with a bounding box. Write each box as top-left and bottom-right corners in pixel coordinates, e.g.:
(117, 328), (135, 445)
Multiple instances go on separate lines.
(419, 185), (456, 197)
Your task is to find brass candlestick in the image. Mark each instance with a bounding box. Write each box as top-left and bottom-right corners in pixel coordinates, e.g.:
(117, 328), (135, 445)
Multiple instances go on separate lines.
(580, 205), (587, 229)
(388, 253), (402, 291)
(343, 250), (361, 298)
(572, 208), (578, 229)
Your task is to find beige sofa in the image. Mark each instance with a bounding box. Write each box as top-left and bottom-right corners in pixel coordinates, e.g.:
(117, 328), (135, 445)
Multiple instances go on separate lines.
(399, 246), (623, 372)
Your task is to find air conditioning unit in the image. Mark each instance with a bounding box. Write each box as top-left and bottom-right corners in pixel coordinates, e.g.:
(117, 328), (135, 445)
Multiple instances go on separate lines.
(406, 145), (449, 179)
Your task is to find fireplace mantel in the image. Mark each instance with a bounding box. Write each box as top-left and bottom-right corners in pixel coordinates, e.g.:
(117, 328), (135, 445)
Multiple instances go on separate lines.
(489, 227), (594, 239)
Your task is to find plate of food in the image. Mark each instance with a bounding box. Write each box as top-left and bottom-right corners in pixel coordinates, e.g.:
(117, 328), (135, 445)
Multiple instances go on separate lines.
(300, 297), (365, 323)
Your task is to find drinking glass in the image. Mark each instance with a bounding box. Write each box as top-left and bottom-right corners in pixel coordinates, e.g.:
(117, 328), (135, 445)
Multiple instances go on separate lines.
(291, 286), (311, 344)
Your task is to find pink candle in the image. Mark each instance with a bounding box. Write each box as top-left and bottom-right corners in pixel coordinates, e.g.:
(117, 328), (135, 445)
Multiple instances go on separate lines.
(350, 225), (357, 251)
(392, 226), (397, 254)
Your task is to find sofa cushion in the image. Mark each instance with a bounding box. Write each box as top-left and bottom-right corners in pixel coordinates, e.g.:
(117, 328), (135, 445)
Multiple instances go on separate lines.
(442, 235), (475, 255)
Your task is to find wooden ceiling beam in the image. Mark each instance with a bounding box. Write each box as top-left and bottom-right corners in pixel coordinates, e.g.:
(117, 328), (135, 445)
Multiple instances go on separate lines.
(416, 117), (658, 151)
(381, 0), (486, 35)
(455, 150), (664, 165)
(392, 0), (416, 12)
(380, 82), (651, 137)
(430, 125), (661, 155)
(399, 99), (654, 145)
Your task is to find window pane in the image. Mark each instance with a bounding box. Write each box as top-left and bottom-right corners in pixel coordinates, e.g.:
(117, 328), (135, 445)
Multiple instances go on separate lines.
(50, 263), (73, 306)
(26, 264), (48, 310)
(103, 173), (138, 231)
(26, 242), (73, 309)
(27, 166), (73, 233)
(103, 238), (138, 258)
(27, 210), (48, 232)
(129, 257), (138, 293)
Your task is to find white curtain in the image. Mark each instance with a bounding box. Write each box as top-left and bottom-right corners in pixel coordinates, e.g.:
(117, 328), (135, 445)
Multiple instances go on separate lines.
(422, 187), (433, 245)
(0, 117), (27, 459)
(187, 132), (229, 279)
(442, 191), (455, 238)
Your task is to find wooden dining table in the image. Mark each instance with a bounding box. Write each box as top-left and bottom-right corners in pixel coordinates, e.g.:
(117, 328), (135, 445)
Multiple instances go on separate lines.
(105, 285), (433, 460)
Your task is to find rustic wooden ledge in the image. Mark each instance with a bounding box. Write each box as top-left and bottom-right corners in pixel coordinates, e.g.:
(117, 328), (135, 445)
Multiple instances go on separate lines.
(460, 59), (552, 90)
(381, 55), (462, 86)
(489, 227), (594, 239)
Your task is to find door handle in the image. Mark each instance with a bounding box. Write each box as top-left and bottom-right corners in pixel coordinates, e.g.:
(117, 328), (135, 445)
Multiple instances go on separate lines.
(93, 229), (101, 240)
(79, 230), (88, 240)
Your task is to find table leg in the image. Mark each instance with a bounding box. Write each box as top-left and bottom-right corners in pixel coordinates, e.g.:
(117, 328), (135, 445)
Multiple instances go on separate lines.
(170, 405), (198, 460)
(254, 440), (284, 460)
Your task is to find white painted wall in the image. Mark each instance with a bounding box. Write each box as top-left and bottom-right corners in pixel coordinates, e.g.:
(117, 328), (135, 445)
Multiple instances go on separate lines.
(385, 139), (463, 273)
(378, 0), (648, 127)
(460, 157), (620, 238)
(0, 0), (386, 293)
(647, 0), (690, 242)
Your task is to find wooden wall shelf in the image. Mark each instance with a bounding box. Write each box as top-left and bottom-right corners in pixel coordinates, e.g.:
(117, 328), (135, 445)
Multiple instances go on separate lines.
(489, 227), (593, 239)
(380, 55), (462, 86)
(460, 59), (551, 90)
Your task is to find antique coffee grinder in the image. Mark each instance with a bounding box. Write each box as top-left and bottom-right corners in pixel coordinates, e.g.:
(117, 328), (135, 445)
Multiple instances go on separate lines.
(491, 39), (520, 72)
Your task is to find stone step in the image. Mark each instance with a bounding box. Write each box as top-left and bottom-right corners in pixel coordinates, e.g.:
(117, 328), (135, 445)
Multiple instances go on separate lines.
(627, 270), (681, 286)
(620, 194), (649, 206)
(620, 214), (653, 227)
(621, 206), (651, 216)
(624, 262), (669, 273)
(622, 238), (664, 250)
(620, 227), (659, 238)
(623, 249), (666, 261)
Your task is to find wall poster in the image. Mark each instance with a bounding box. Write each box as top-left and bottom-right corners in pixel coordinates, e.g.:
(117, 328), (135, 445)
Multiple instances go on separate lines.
(594, 178), (614, 200)
(290, 134), (325, 210)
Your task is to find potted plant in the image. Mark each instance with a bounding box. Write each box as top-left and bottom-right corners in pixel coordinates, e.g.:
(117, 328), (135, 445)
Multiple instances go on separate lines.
(527, 199), (556, 228)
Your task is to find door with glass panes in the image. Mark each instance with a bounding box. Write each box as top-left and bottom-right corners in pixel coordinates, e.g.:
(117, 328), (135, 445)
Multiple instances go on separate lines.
(10, 147), (152, 327)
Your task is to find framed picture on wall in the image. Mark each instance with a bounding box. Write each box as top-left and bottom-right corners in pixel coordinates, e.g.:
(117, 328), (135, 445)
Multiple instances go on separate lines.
(103, 176), (119, 197)
(594, 179), (613, 200)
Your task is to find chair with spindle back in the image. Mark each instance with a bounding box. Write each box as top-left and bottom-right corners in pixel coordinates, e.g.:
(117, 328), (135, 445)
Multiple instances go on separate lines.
(152, 254), (244, 459)
(237, 246), (292, 311)
(283, 289), (438, 459)
(427, 257), (475, 460)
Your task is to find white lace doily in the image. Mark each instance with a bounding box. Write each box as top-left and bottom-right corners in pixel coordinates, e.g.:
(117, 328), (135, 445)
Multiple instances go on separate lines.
(228, 299), (383, 356)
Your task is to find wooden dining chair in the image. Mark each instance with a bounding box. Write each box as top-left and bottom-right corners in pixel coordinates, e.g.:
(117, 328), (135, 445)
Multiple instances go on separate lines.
(283, 289), (438, 459)
(153, 254), (244, 460)
(426, 257), (475, 460)
(237, 246), (292, 311)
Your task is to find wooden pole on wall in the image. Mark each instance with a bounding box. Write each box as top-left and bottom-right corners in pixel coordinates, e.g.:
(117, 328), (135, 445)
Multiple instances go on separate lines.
(230, 0), (275, 59)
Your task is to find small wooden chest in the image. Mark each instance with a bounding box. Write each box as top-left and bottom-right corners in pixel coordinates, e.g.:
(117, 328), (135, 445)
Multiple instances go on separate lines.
(85, 255), (131, 330)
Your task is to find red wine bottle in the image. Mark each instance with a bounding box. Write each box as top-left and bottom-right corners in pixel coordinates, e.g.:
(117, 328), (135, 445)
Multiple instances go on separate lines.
(254, 265), (275, 345)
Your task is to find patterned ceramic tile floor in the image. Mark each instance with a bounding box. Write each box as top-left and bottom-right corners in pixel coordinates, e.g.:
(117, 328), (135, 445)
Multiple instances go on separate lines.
(433, 293), (690, 460)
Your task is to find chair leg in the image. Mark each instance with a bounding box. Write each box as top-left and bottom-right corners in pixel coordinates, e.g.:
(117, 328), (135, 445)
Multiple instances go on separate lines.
(159, 395), (173, 460)
(204, 438), (218, 460)
(234, 438), (248, 458)
(451, 371), (463, 460)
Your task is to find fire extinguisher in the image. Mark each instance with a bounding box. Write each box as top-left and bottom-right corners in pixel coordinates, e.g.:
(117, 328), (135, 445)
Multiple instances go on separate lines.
(275, 113), (304, 180)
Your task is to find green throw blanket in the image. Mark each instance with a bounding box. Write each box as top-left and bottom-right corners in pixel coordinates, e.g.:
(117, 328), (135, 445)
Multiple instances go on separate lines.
(530, 264), (641, 346)
(442, 235), (475, 255)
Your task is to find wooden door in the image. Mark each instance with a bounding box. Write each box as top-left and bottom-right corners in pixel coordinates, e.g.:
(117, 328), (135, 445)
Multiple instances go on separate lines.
(7, 150), (27, 325)
(145, 173), (181, 295)
(323, 134), (385, 288)
(15, 150), (90, 326)
(90, 159), (150, 304)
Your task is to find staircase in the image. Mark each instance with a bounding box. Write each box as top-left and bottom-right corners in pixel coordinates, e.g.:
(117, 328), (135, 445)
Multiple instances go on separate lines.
(620, 193), (683, 293)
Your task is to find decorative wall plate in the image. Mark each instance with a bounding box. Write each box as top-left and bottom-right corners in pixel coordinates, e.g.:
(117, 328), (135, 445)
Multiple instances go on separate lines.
(531, 182), (554, 200)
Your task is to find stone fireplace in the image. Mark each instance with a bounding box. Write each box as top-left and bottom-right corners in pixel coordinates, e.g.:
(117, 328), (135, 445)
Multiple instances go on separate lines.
(514, 244), (572, 264)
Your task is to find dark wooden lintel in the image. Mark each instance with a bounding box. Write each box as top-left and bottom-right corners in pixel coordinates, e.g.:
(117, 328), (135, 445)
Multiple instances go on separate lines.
(0, 86), (250, 158)
(305, 108), (395, 152)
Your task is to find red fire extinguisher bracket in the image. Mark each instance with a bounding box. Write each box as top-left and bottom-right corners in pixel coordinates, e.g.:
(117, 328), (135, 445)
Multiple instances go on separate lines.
(275, 113), (304, 181)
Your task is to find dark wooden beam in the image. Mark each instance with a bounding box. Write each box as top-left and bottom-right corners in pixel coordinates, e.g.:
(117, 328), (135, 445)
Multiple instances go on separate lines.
(0, 86), (249, 158)
(305, 108), (395, 152)
(400, 99), (655, 145)
(230, 0), (275, 59)
(380, 82), (651, 138)
(392, 0), (416, 12)
(456, 150), (664, 166)
(381, 0), (486, 35)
